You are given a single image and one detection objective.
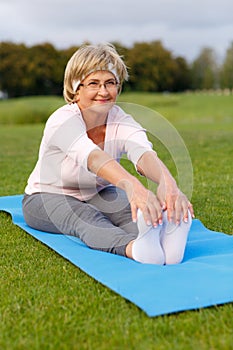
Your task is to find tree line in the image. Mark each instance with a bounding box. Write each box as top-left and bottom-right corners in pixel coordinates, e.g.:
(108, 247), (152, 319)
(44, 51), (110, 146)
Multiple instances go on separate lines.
(0, 40), (233, 98)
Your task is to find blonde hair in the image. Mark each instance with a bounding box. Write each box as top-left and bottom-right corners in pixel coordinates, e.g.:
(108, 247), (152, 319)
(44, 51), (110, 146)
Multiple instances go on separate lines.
(63, 43), (129, 103)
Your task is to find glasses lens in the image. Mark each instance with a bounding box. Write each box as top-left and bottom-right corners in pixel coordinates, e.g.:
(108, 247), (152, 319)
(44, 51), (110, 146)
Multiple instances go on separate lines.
(84, 81), (118, 91)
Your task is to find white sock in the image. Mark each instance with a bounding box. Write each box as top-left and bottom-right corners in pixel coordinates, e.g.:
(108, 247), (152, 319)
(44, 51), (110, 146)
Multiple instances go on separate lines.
(160, 210), (192, 265)
(132, 210), (165, 264)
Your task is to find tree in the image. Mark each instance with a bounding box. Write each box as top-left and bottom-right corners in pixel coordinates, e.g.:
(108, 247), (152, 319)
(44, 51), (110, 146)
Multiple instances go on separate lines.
(0, 42), (66, 97)
(220, 41), (233, 91)
(0, 42), (29, 97)
(173, 56), (191, 92)
(27, 43), (64, 95)
(125, 41), (178, 92)
(191, 47), (219, 90)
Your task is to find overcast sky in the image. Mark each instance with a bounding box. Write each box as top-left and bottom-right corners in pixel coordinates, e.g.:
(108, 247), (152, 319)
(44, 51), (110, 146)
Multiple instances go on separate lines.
(0, 0), (232, 62)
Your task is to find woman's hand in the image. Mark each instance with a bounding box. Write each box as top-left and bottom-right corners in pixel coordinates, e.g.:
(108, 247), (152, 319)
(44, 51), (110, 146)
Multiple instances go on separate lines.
(88, 149), (163, 226)
(121, 178), (163, 227)
(157, 181), (194, 224)
(136, 151), (194, 224)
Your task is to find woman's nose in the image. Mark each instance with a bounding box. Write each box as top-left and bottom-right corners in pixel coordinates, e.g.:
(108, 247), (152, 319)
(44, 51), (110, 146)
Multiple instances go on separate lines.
(98, 84), (109, 95)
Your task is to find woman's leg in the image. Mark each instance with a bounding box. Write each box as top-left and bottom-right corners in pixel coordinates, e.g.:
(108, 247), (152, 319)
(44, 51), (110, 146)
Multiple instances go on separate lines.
(87, 186), (138, 235)
(22, 192), (137, 256)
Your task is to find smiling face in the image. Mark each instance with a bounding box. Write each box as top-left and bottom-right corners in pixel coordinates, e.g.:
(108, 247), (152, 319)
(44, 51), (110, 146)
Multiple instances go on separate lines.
(76, 71), (119, 114)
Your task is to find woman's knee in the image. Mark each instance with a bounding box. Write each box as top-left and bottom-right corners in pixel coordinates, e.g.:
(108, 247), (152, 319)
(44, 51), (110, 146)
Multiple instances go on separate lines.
(22, 193), (61, 233)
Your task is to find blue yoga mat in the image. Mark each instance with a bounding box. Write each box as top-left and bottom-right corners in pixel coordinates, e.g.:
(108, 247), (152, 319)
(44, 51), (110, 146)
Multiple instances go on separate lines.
(1, 194), (233, 317)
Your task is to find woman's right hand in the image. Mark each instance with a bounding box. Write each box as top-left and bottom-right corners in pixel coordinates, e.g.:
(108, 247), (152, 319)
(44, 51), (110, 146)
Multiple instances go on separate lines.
(121, 178), (163, 227)
(88, 150), (163, 226)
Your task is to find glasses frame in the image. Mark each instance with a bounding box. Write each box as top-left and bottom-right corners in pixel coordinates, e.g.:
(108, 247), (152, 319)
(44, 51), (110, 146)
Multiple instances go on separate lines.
(79, 80), (119, 92)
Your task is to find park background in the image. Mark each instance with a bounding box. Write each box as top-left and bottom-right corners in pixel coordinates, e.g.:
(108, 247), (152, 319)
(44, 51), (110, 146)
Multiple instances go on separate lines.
(0, 0), (233, 349)
(0, 40), (233, 98)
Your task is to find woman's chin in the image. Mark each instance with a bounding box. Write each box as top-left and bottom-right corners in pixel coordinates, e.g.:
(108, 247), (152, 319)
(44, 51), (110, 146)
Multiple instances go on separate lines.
(90, 101), (114, 114)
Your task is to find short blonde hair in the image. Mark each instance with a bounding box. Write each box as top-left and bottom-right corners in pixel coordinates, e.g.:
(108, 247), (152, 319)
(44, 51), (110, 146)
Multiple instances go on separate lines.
(63, 43), (129, 103)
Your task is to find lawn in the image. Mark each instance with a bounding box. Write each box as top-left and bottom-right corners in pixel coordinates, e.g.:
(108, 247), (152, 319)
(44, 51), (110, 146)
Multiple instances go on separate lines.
(0, 93), (232, 350)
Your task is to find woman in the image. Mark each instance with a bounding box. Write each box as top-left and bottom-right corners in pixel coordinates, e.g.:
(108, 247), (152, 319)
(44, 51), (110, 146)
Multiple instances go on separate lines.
(23, 43), (194, 264)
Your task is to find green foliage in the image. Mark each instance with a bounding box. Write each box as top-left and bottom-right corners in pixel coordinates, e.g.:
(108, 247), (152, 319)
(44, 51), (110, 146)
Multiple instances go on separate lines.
(0, 42), (79, 98)
(191, 47), (218, 90)
(0, 42), (29, 96)
(220, 41), (233, 90)
(0, 93), (233, 350)
(125, 41), (178, 91)
(2, 40), (233, 98)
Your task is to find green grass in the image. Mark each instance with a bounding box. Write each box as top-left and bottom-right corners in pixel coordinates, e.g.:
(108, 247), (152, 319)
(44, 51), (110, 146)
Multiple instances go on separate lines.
(0, 95), (64, 124)
(0, 93), (233, 350)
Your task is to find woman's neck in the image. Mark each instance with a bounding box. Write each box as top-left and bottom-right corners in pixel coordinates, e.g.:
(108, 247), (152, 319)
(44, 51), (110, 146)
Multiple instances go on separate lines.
(80, 106), (108, 130)
(77, 106), (107, 150)
(87, 124), (106, 150)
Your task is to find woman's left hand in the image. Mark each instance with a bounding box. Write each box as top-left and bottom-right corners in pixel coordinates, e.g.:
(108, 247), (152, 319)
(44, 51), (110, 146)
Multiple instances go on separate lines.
(157, 181), (194, 224)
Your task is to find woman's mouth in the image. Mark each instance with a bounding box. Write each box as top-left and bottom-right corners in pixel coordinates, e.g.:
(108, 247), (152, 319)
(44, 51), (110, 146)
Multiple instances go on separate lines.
(94, 99), (110, 103)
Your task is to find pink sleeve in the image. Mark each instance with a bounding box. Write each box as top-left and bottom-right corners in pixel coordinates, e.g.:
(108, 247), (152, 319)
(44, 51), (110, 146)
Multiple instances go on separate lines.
(116, 115), (155, 166)
(44, 113), (100, 171)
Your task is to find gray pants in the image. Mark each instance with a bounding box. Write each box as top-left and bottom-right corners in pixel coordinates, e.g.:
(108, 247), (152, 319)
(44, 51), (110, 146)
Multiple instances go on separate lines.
(22, 187), (139, 256)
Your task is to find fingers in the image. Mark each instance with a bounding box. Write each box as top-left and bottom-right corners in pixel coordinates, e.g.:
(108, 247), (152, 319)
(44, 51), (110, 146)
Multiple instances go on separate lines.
(166, 193), (195, 225)
(130, 202), (138, 223)
(166, 195), (175, 223)
(188, 202), (195, 219)
(129, 184), (194, 228)
(180, 200), (195, 224)
(144, 191), (163, 227)
(130, 191), (163, 227)
(143, 203), (163, 227)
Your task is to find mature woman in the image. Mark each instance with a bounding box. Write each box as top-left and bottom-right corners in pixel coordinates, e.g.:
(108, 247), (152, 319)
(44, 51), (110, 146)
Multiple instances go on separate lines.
(23, 43), (194, 264)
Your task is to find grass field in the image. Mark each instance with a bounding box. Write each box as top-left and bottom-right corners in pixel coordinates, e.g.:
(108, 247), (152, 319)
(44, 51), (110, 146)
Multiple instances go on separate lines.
(0, 93), (233, 350)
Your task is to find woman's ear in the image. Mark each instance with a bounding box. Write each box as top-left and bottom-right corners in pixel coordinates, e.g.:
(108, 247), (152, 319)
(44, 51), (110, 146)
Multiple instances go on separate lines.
(74, 91), (80, 102)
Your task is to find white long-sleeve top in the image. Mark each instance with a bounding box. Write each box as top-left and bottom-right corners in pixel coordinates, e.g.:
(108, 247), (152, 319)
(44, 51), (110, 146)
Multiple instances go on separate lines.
(25, 103), (154, 201)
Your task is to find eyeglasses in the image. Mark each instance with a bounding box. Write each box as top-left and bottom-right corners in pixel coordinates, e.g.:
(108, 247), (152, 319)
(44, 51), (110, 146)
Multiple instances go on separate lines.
(79, 80), (119, 92)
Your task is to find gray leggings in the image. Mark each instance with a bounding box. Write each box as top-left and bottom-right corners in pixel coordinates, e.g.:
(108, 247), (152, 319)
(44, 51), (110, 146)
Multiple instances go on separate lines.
(22, 187), (139, 256)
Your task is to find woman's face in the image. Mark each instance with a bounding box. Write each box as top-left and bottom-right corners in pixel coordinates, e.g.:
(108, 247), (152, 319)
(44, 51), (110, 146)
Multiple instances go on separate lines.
(76, 70), (119, 115)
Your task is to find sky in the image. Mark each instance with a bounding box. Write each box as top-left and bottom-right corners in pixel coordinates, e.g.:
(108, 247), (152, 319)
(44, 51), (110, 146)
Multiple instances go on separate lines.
(0, 0), (232, 62)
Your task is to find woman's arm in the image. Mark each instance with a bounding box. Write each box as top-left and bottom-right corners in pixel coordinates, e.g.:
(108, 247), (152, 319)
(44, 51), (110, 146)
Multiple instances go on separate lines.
(87, 149), (163, 226)
(136, 151), (194, 224)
